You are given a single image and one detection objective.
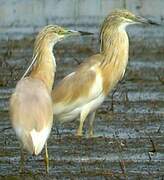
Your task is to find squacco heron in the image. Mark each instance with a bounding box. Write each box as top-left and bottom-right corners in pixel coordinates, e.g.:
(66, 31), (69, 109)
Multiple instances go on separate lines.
(52, 9), (158, 137)
(9, 25), (82, 173)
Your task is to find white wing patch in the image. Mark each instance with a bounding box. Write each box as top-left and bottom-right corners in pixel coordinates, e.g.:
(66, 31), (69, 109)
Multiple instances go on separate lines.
(89, 68), (103, 97)
(30, 128), (51, 155)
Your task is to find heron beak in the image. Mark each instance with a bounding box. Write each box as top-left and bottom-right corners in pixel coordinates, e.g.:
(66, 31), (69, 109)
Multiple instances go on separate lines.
(135, 16), (160, 26)
(78, 31), (93, 35)
(67, 30), (93, 36)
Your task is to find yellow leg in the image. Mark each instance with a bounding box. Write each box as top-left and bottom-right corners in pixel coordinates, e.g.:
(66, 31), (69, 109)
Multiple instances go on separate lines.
(88, 111), (96, 137)
(19, 144), (25, 173)
(76, 109), (90, 136)
(44, 142), (49, 174)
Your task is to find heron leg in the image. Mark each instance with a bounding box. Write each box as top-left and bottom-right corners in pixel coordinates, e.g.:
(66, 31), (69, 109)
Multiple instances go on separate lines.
(44, 142), (49, 174)
(19, 144), (25, 173)
(88, 111), (96, 137)
(76, 109), (90, 136)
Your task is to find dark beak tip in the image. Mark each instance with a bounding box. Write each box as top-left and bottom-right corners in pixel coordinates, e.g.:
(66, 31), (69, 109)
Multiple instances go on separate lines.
(148, 20), (160, 26)
(78, 31), (94, 36)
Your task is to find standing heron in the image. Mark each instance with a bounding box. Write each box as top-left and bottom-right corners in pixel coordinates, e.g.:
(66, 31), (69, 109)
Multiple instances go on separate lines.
(52, 9), (158, 137)
(9, 25), (82, 173)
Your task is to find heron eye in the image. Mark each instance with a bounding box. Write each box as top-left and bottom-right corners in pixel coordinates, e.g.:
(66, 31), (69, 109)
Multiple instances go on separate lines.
(56, 29), (62, 35)
(58, 30), (62, 35)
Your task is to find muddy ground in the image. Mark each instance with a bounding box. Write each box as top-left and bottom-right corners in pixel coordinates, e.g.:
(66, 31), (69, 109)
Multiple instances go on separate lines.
(0, 36), (163, 180)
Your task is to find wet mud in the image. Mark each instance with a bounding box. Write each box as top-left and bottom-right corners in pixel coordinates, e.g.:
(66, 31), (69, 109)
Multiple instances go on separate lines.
(0, 37), (163, 179)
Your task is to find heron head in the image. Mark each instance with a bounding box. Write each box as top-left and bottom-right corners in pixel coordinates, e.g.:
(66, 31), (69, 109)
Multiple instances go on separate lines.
(35, 25), (93, 46)
(104, 9), (159, 28)
(35, 25), (79, 44)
